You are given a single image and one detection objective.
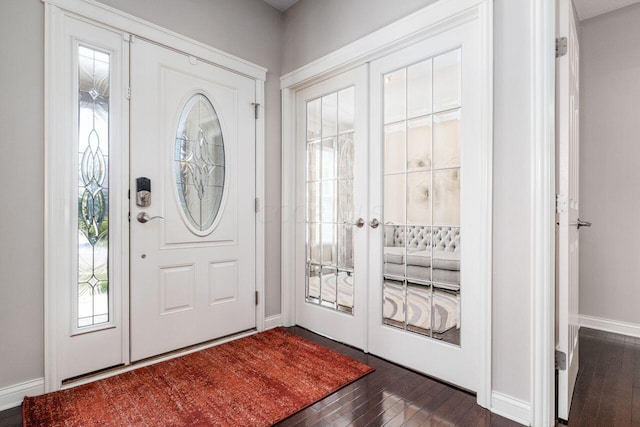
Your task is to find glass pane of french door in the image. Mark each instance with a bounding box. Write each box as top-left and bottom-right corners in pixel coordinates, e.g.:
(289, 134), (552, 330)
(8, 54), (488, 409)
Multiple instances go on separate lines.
(382, 49), (462, 346)
(305, 87), (356, 313)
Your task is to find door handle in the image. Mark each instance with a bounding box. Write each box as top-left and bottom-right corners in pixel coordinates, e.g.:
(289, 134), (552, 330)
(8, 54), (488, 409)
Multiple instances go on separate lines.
(137, 212), (164, 223)
(369, 218), (380, 229)
(346, 218), (365, 228)
(577, 218), (592, 229)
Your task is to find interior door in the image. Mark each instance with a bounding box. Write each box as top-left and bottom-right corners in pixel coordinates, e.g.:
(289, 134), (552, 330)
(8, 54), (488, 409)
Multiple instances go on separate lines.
(368, 19), (484, 392)
(295, 65), (368, 349)
(556, 0), (581, 419)
(130, 39), (257, 362)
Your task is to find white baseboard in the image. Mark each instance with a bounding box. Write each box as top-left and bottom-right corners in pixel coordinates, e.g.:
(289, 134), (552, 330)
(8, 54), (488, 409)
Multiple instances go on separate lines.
(0, 378), (44, 411)
(580, 314), (640, 338)
(491, 391), (531, 426)
(264, 314), (282, 330)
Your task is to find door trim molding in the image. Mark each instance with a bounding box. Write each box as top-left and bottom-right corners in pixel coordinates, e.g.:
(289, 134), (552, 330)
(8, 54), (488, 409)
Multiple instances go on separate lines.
(280, 0), (493, 408)
(530, 0), (556, 425)
(44, 0), (267, 392)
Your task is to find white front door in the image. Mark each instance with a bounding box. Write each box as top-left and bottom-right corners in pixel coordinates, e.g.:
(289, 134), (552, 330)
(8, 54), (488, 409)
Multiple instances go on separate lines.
(294, 65), (369, 349)
(129, 39), (257, 362)
(368, 19), (485, 392)
(556, 0), (582, 419)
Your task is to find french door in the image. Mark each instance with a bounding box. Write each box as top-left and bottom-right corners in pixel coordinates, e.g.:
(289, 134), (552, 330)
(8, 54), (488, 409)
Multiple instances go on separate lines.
(129, 39), (257, 362)
(295, 65), (369, 349)
(295, 17), (487, 394)
(368, 19), (484, 393)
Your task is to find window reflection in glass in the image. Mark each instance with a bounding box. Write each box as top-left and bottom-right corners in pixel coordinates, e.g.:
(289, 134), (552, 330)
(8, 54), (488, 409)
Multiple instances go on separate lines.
(305, 87), (356, 313)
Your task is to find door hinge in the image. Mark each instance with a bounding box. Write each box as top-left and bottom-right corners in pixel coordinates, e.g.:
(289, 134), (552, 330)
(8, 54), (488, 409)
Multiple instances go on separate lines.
(556, 37), (567, 58)
(128, 212), (131, 222)
(255, 198), (260, 213)
(556, 194), (567, 214)
(123, 33), (135, 43)
(251, 102), (260, 120)
(126, 87), (132, 100)
(555, 350), (567, 370)
(255, 291), (259, 306)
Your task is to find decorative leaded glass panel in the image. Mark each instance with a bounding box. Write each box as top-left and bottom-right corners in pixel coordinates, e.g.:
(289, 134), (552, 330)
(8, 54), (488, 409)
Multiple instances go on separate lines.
(77, 45), (110, 328)
(175, 94), (225, 233)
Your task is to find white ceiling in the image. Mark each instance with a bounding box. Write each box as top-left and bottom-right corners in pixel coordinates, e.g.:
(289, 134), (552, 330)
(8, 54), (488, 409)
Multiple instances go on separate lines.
(574, 0), (640, 21)
(262, 0), (300, 12)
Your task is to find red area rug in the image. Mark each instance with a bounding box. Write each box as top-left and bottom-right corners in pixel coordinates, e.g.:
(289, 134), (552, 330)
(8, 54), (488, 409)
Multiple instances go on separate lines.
(23, 327), (373, 426)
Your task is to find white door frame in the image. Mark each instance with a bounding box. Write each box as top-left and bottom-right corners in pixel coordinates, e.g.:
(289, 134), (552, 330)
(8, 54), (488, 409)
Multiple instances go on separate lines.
(281, 0), (493, 407)
(530, 0), (557, 426)
(44, 0), (267, 392)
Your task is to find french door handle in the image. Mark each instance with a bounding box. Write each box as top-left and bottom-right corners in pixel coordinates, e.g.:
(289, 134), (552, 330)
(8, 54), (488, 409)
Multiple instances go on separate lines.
(137, 212), (164, 223)
(369, 218), (380, 229)
(347, 218), (365, 228)
(577, 218), (592, 229)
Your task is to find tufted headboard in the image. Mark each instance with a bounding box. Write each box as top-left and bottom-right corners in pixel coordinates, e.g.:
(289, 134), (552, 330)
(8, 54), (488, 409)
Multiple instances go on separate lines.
(384, 225), (460, 252)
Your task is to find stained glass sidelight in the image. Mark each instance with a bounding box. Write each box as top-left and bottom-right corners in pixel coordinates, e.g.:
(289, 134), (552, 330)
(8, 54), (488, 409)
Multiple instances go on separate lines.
(77, 46), (110, 328)
(175, 94), (225, 233)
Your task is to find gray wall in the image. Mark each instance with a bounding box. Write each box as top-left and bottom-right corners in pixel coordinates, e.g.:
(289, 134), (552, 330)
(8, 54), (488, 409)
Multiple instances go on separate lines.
(283, 0), (533, 402)
(0, 0), (283, 389)
(0, 0), (45, 389)
(282, 0), (438, 72)
(579, 4), (640, 325)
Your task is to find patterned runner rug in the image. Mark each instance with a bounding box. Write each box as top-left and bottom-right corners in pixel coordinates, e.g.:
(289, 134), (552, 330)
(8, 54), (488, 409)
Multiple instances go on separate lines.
(23, 328), (373, 426)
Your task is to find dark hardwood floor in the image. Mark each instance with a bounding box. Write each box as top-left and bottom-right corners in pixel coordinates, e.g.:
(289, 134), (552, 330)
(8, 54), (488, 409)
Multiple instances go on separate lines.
(1, 326), (635, 426)
(0, 405), (20, 427)
(275, 327), (517, 427)
(564, 327), (640, 426)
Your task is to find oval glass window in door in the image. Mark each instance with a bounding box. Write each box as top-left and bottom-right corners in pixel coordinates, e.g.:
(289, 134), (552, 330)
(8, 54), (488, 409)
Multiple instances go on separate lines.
(175, 93), (225, 233)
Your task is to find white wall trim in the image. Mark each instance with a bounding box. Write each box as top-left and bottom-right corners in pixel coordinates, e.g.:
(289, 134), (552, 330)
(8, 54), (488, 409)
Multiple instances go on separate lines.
(255, 79), (267, 333)
(280, 86), (296, 328)
(491, 391), (531, 427)
(477, 0), (494, 409)
(264, 315), (283, 330)
(530, 0), (556, 425)
(281, 0), (493, 409)
(580, 315), (640, 338)
(0, 378), (44, 411)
